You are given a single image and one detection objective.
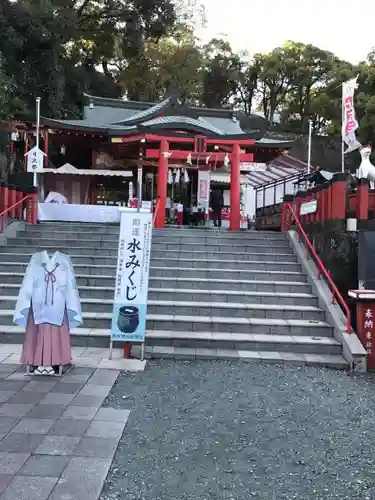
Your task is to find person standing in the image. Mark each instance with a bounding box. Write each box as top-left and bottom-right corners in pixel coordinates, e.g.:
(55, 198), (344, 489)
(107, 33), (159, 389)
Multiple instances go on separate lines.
(210, 188), (224, 228)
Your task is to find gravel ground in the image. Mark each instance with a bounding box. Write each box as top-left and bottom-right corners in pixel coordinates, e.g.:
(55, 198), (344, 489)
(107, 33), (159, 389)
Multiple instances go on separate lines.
(100, 360), (375, 500)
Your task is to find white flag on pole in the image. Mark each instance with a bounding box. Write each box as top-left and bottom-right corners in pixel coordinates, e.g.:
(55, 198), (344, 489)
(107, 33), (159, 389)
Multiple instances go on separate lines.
(342, 76), (362, 154)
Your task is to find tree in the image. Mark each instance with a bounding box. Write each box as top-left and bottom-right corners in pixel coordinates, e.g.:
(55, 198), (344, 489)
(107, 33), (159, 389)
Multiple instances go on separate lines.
(0, 0), (178, 118)
(119, 24), (203, 102)
(278, 42), (337, 132)
(254, 47), (296, 124)
(235, 60), (259, 116)
(201, 38), (241, 108)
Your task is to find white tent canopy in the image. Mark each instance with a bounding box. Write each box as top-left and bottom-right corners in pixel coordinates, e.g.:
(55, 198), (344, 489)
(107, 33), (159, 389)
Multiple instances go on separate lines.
(42, 163), (133, 177)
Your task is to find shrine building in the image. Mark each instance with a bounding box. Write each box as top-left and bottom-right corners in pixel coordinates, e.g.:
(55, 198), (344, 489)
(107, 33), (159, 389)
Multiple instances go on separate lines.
(32, 93), (297, 229)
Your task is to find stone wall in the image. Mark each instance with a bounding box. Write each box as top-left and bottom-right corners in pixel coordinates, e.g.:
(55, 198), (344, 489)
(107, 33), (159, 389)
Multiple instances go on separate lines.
(303, 220), (358, 323)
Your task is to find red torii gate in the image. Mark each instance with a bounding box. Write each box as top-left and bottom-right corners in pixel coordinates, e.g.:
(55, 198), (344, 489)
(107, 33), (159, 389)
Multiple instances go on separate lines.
(119, 133), (257, 231)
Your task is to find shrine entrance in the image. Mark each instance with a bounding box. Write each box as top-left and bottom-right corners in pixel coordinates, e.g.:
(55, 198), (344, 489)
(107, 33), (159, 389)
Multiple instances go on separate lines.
(32, 92), (295, 228)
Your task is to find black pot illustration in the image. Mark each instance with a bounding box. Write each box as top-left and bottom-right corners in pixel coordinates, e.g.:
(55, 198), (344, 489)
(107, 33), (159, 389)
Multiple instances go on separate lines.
(117, 306), (139, 334)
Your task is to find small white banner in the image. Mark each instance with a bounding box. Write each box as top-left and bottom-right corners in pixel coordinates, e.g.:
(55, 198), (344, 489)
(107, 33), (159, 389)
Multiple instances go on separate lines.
(26, 146), (44, 173)
(110, 208), (153, 343)
(300, 200), (317, 216)
(197, 170), (210, 210)
(342, 76), (362, 154)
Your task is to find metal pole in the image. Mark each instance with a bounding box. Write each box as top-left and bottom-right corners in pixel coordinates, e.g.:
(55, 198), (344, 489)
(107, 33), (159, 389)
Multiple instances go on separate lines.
(137, 164), (142, 212)
(34, 97), (40, 188)
(341, 84), (345, 173)
(137, 147), (144, 359)
(307, 120), (312, 175)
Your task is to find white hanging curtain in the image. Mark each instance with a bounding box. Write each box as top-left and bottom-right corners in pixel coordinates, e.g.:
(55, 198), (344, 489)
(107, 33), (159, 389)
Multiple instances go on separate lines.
(184, 169), (190, 183)
(168, 169), (173, 184)
(175, 168), (180, 184)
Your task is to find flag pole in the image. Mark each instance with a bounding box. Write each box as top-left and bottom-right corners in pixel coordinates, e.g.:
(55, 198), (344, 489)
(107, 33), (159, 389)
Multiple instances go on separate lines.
(341, 84), (345, 173)
(34, 97), (41, 188)
(307, 120), (312, 174)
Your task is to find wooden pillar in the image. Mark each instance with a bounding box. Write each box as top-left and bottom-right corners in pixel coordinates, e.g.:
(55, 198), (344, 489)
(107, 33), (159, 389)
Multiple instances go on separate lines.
(230, 142), (241, 231)
(262, 187), (266, 213)
(24, 133), (28, 171)
(0, 182), (6, 214)
(330, 173), (347, 220)
(8, 185), (16, 218)
(305, 188), (312, 224)
(280, 194), (294, 232)
(44, 130), (49, 166)
(356, 178), (370, 220)
(315, 186), (322, 222)
(15, 188), (23, 219)
(155, 139), (169, 229)
(310, 187), (317, 223)
(326, 181), (332, 220)
(26, 186), (38, 225)
(295, 190), (304, 222)
(320, 182), (328, 221)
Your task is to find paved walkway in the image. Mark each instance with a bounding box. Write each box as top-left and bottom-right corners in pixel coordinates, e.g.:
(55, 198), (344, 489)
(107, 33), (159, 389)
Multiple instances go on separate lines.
(0, 362), (129, 500)
(0, 344), (146, 372)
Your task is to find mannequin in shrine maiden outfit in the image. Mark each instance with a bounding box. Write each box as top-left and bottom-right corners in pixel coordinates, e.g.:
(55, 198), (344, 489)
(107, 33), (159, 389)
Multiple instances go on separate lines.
(13, 251), (82, 375)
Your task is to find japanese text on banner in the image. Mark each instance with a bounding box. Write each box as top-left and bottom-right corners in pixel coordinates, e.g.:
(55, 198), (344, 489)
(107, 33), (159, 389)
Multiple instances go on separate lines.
(110, 209), (153, 343)
(364, 308), (374, 355)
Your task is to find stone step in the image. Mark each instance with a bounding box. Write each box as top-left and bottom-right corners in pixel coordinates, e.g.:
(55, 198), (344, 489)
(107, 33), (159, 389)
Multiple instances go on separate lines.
(0, 296), (325, 321)
(2, 246), (118, 256)
(154, 242), (292, 252)
(0, 248), (297, 261)
(19, 229), (286, 244)
(7, 237), (291, 252)
(0, 324), (341, 358)
(143, 331), (341, 355)
(143, 345), (348, 369)
(149, 259), (300, 272)
(31, 224), (282, 238)
(0, 309), (333, 335)
(0, 284), (315, 303)
(0, 285), (318, 306)
(0, 264), (307, 283)
(150, 266), (307, 282)
(0, 273), (311, 293)
(0, 259), (302, 277)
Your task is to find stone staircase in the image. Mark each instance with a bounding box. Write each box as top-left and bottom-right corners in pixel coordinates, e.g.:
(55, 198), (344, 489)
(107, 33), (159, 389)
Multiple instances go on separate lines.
(0, 222), (348, 368)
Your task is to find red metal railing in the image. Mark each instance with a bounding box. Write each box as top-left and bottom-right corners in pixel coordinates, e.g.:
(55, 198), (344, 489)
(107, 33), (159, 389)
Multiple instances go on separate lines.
(0, 195), (30, 232)
(284, 202), (352, 333)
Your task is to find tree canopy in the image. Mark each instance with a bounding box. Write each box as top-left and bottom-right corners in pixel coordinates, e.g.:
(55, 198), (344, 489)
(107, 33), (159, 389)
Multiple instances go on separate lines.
(1, 2), (375, 156)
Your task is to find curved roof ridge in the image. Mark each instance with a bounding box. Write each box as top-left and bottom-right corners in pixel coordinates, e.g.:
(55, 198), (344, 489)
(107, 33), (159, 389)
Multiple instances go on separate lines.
(141, 115), (224, 135)
(83, 93), (155, 106)
(111, 97), (174, 125)
(197, 116), (225, 135)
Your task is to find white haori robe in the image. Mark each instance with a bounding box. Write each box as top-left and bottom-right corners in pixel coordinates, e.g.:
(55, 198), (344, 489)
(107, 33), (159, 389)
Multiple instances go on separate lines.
(13, 250), (83, 329)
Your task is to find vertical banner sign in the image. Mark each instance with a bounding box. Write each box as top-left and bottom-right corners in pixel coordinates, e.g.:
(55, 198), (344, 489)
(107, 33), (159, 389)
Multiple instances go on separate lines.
(26, 146), (44, 173)
(342, 76), (362, 154)
(358, 303), (375, 370)
(197, 170), (210, 210)
(110, 209), (153, 342)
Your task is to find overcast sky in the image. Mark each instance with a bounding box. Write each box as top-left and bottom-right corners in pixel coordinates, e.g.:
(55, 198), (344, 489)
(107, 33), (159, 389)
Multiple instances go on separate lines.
(197, 0), (374, 63)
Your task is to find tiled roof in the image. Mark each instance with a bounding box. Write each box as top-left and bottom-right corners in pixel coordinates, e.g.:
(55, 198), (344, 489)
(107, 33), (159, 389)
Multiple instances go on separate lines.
(112, 97), (173, 124)
(141, 115), (224, 135)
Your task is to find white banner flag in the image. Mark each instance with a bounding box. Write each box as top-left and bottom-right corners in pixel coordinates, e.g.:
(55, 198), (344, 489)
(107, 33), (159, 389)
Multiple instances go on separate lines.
(197, 170), (210, 210)
(342, 76), (362, 154)
(110, 208), (153, 343)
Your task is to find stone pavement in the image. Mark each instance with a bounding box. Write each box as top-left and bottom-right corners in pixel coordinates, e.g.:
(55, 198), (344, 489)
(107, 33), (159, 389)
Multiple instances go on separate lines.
(0, 362), (130, 500)
(0, 344), (146, 372)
